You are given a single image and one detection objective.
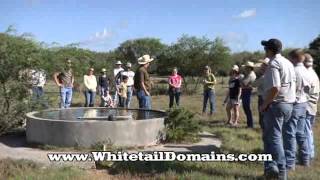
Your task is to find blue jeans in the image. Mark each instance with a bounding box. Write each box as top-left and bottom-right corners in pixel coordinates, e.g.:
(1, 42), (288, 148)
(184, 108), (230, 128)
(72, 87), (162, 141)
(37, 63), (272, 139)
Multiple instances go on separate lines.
(32, 86), (44, 99)
(169, 90), (181, 108)
(32, 86), (48, 109)
(305, 111), (315, 159)
(258, 95), (264, 129)
(126, 86), (133, 108)
(137, 90), (151, 109)
(283, 102), (309, 168)
(60, 87), (73, 108)
(263, 103), (292, 176)
(202, 89), (215, 114)
(242, 89), (254, 128)
(99, 87), (108, 107)
(84, 90), (96, 107)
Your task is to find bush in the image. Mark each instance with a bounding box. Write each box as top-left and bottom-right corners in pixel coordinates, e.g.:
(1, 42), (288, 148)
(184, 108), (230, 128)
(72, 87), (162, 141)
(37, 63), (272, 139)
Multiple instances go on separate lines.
(0, 33), (42, 135)
(164, 107), (202, 143)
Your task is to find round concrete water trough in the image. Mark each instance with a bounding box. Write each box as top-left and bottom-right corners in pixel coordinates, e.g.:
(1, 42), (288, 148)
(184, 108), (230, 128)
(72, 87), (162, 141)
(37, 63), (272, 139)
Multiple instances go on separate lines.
(26, 108), (167, 147)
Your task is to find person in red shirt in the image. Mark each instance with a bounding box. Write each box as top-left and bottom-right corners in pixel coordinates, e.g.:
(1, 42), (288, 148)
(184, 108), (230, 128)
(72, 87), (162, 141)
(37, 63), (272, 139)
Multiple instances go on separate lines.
(168, 67), (182, 108)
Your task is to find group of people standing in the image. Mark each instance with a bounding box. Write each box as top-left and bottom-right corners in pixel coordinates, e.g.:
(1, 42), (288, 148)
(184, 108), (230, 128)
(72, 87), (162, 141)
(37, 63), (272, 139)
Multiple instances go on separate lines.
(251, 39), (318, 179)
(52, 54), (155, 110)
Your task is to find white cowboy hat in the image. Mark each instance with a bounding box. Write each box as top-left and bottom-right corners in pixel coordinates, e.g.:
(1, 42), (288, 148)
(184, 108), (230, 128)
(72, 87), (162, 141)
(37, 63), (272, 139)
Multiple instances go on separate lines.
(101, 68), (107, 72)
(138, 54), (154, 65)
(115, 61), (122, 65)
(245, 61), (255, 68)
(126, 62), (132, 67)
(232, 65), (239, 72)
(258, 58), (270, 65)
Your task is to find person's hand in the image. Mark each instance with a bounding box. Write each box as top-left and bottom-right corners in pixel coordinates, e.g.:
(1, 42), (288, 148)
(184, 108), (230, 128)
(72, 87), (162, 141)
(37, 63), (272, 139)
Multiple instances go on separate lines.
(146, 91), (150, 96)
(57, 83), (63, 87)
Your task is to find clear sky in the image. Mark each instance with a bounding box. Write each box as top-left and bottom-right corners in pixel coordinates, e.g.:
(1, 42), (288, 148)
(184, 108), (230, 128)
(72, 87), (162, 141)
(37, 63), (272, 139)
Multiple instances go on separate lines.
(1, 0), (319, 52)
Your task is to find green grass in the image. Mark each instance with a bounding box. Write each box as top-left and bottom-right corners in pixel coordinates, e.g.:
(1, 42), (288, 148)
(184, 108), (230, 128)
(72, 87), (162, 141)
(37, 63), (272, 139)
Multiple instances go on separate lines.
(1, 80), (320, 179)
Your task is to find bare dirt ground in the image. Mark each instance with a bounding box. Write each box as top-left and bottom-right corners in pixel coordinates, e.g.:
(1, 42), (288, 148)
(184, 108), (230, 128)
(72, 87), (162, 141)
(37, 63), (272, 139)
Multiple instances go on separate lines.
(0, 130), (221, 169)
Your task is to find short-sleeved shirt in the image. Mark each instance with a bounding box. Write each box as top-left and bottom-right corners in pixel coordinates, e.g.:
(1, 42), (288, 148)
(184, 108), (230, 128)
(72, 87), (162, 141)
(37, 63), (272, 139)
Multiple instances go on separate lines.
(241, 71), (256, 89)
(253, 75), (265, 96)
(294, 63), (311, 103)
(263, 54), (296, 103)
(121, 70), (135, 86)
(31, 69), (46, 87)
(306, 67), (320, 115)
(168, 75), (182, 88)
(58, 69), (73, 88)
(203, 73), (216, 90)
(229, 77), (241, 99)
(114, 68), (124, 77)
(134, 66), (151, 91)
(98, 75), (110, 89)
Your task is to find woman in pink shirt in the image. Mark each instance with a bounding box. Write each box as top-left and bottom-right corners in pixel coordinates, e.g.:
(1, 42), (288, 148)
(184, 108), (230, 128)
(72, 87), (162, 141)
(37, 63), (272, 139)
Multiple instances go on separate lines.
(168, 67), (182, 108)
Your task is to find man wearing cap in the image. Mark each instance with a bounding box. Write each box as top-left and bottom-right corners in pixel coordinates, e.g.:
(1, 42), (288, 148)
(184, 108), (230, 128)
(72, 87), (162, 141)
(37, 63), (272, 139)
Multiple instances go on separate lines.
(304, 53), (319, 161)
(134, 55), (154, 109)
(260, 39), (296, 179)
(53, 59), (74, 108)
(253, 58), (269, 129)
(283, 49), (311, 170)
(113, 61), (124, 106)
(121, 62), (135, 108)
(241, 61), (256, 128)
(98, 68), (110, 107)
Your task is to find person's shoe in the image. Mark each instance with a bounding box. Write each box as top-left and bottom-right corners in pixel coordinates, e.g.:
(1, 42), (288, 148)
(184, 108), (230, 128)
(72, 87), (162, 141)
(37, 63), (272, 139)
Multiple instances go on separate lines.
(301, 161), (310, 167)
(278, 170), (287, 180)
(264, 166), (279, 179)
(286, 165), (295, 171)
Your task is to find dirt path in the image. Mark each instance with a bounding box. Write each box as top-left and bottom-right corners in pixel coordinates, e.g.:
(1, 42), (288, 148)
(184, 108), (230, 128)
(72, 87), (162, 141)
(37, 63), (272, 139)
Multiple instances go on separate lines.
(0, 131), (221, 169)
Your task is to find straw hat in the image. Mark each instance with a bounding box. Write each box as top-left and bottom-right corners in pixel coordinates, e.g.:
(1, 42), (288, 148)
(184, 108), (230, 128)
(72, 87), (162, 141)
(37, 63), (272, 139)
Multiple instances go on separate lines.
(101, 68), (107, 72)
(126, 62), (132, 68)
(115, 61), (122, 65)
(138, 54), (154, 65)
(245, 61), (255, 68)
(232, 65), (239, 72)
(258, 58), (270, 65)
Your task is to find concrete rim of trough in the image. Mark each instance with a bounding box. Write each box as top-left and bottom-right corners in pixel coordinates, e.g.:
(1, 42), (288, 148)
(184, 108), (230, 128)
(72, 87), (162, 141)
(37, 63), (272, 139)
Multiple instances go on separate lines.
(26, 107), (168, 122)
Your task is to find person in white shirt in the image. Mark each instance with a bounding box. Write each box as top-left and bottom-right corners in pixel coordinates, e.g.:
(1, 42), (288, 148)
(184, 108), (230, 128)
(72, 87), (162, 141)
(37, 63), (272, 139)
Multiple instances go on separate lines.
(113, 61), (124, 106)
(260, 38), (296, 180)
(83, 68), (97, 107)
(304, 53), (320, 161)
(31, 69), (46, 99)
(240, 61), (256, 128)
(283, 49), (311, 170)
(102, 90), (114, 108)
(121, 62), (135, 108)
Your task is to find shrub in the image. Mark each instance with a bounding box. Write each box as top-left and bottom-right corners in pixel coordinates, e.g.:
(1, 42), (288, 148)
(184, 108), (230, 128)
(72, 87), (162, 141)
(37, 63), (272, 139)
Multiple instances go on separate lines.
(164, 107), (202, 143)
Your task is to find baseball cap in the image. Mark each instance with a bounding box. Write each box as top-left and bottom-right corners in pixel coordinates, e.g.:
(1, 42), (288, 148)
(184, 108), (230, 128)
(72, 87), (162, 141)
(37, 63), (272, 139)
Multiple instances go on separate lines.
(261, 38), (282, 52)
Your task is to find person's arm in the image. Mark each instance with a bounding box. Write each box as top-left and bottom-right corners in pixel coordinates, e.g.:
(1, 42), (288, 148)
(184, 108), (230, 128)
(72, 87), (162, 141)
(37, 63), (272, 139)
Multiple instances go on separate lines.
(223, 90), (229, 105)
(260, 62), (281, 112)
(176, 76), (182, 88)
(83, 75), (89, 90)
(204, 74), (216, 84)
(53, 72), (62, 87)
(93, 76), (98, 91)
(140, 71), (150, 96)
(237, 87), (242, 102)
(71, 73), (74, 87)
(168, 77), (174, 87)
